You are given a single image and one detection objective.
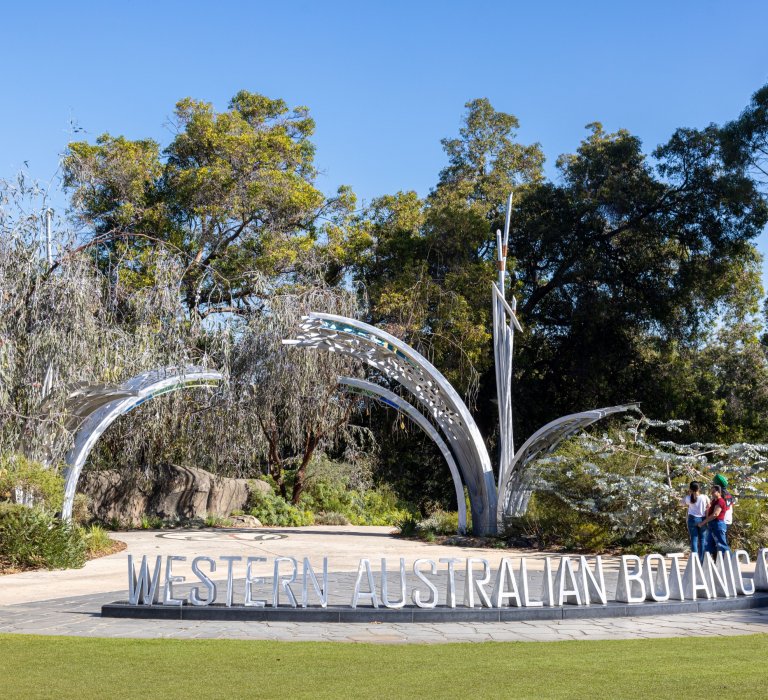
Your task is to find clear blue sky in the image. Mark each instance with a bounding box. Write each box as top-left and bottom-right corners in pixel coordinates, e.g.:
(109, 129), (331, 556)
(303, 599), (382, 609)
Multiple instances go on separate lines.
(2, 1), (767, 260)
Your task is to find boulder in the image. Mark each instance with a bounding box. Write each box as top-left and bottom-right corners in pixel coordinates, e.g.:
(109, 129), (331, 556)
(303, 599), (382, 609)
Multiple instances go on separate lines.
(229, 514), (262, 528)
(81, 465), (272, 526)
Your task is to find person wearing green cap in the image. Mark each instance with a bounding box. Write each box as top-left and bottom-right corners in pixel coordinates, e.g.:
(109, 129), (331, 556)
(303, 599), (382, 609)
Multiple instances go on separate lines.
(713, 473), (734, 534)
(698, 484), (731, 556)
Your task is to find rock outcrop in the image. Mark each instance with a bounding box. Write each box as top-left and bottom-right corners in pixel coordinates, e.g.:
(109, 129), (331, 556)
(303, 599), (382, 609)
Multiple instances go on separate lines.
(81, 465), (271, 525)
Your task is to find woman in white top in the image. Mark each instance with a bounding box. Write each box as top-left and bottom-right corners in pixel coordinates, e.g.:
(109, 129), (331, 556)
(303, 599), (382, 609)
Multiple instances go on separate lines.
(680, 481), (710, 562)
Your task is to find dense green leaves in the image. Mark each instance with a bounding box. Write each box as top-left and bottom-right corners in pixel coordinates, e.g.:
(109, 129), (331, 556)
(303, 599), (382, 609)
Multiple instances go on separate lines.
(353, 90), (768, 452)
(63, 91), (346, 318)
(49, 83), (768, 513)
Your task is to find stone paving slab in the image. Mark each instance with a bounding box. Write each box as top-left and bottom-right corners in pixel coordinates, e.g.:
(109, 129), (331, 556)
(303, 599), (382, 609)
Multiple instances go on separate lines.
(1, 589), (767, 643)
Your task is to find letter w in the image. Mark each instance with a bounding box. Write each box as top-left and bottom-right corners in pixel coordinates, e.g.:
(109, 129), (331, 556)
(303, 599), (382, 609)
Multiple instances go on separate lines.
(128, 555), (162, 605)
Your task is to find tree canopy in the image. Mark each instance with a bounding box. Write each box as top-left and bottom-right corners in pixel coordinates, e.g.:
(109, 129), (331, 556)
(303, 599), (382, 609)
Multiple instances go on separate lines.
(24, 83), (767, 510)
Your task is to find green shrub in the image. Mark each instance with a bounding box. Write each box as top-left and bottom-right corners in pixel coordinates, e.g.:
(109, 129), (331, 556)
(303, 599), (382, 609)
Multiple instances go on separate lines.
(728, 496), (768, 555)
(139, 515), (164, 530)
(507, 492), (621, 553)
(0, 503), (86, 569)
(0, 453), (64, 511)
(299, 479), (413, 526)
(359, 485), (413, 525)
(562, 522), (617, 553)
(83, 524), (114, 557)
(247, 489), (314, 527)
(314, 511), (350, 525)
(396, 514), (420, 537)
(72, 493), (91, 525)
(417, 510), (461, 536)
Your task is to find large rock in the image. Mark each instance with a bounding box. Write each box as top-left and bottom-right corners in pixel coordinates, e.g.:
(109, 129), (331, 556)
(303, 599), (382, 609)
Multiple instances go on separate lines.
(81, 465), (271, 525)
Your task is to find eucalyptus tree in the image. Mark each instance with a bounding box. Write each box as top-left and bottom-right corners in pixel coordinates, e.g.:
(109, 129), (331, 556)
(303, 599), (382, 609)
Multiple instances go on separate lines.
(62, 91), (355, 319)
(0, 175), (208, 467)
(223, 287), (365, 503)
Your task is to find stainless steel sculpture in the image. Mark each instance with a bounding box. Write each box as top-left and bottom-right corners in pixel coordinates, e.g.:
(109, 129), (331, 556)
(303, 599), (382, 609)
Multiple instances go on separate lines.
(492, 194), (523, 503)
(284, 315), (497, 534)
(285, 194), (636, 535)
(497, 404), (639, 521)
(338, 376), (468, 533)
(490, 195), (637, 523)
(60, 366), (222, 520)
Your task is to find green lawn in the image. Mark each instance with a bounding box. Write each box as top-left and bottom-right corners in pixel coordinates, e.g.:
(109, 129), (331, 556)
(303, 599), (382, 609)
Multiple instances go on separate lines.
(1, 633), (767, 699)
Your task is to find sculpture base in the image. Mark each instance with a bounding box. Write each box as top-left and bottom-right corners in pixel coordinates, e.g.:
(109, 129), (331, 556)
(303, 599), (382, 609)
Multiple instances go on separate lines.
(102, 593), (768, 623)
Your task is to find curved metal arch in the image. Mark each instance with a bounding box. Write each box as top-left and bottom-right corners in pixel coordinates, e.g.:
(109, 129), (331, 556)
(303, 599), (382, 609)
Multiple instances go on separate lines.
(60, 366), (223, 520)
(338, 377), (467, 534)
(285, 313), (497, 534)
(499, 404), (639, 521)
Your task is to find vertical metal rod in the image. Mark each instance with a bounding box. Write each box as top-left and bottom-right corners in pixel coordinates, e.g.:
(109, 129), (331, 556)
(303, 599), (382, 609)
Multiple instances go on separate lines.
(503, 192), (513, 248)
(493, 192), (518, 516)
(496, 228), (505, 295)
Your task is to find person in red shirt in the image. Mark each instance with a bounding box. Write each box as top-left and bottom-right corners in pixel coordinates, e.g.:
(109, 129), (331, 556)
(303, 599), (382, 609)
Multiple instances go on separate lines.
(697, 484), (730, 556)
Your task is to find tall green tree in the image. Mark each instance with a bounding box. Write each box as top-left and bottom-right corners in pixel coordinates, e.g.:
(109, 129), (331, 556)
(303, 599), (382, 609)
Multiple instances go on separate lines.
(63, 91), (354, 318)
(355, 89), (768, 468)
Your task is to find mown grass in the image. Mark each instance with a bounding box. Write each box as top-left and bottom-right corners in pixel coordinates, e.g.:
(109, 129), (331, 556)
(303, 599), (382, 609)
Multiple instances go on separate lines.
(1, 633), (767, 699)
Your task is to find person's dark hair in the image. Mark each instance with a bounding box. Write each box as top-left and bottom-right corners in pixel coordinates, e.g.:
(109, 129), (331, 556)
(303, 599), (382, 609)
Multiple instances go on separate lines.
(712, 485), (722, 497)
(689, 481), (700, 504)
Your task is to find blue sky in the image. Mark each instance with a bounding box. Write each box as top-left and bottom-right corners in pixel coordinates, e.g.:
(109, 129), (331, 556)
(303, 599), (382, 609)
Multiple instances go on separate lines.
(1, 1), (767, 261)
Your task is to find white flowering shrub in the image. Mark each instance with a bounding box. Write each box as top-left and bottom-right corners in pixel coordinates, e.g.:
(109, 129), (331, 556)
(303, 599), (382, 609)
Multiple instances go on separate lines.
(514, 417), (768, 553)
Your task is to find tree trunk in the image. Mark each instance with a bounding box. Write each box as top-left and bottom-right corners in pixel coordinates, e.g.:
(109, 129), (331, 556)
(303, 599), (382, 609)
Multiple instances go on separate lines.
(291, 432), (319, 505)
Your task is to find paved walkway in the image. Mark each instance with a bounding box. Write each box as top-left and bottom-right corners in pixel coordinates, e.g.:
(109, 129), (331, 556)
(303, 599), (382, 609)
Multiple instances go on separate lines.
(1, 527), (767, 644)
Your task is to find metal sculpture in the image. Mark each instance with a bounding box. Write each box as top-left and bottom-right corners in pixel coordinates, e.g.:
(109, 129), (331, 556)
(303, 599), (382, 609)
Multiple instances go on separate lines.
(497, 404), (639, 521)
(490, 195), (637, 523)
(338, 376), (467, 533)
(60, 366), (222, 520)
(492, 194), (523, 500)
(285, 193), (636, 535)
(284, 315), (497, 535)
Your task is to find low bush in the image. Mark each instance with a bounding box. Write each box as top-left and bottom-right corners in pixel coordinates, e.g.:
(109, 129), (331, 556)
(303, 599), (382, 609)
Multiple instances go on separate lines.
(416, 509), (462, 536)
(82, 524), (114, 557)
(0, 453), (64, 511)
(298, 463), (415, 526)
(139, 515), (165, 530)
(728, 496), (768, 552)
(0, 503), (86, 570)
(247, 489), (314, 527)
(72, 494), (91, 525)
(313, 511), (350, 525)
(396, 514), (419, 537)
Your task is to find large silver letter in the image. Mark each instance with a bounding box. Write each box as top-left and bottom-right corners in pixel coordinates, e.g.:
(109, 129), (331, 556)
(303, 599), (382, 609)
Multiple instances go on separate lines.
(220, 555), (242, 607)
(302, 557), (329, 608)
(190, 556), (217, 606)
(163, 555), (186, 606)
(439, 558), (463, 608)
(412, 559), (438, 608)
(351, 559), (379, 608)
(381, 558), (407, 609)
(272, 557), (298, 608)
(244, 556), (267, 607)
(127, 555), (162, 606)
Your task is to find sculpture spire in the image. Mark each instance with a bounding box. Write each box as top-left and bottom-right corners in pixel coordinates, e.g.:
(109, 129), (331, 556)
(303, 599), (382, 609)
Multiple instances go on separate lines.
(493, 193), (522, 498)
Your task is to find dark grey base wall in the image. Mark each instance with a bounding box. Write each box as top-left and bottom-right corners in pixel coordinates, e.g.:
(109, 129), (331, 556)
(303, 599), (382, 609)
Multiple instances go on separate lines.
(102, 592), (768, 623)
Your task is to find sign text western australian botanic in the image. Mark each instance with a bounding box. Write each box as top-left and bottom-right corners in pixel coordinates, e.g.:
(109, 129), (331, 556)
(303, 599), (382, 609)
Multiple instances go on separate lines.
(125, 549), (768, 609)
